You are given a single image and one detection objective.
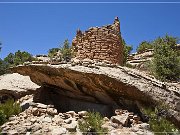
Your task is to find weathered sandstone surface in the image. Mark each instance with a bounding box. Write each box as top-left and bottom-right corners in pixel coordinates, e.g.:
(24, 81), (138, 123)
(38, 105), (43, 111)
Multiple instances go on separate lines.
(11, 63), (180, 128)
(127, 49), (153, 70)
(0, 73), (40, 103)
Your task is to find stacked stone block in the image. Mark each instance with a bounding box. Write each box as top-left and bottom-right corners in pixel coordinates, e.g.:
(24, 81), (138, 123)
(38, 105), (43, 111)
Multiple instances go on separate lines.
(72, 17), (123, 65)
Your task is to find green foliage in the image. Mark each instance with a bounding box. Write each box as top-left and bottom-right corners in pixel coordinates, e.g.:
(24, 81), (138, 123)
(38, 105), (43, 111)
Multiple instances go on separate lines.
(61, 39), (72, 61)
(0, 43), (9, 75)
(151, 35), (180, 81)
(0, 59), (9, 75)
(0, 99), (21, 120)
(48, 48), (60, 58)
(4, 53), (14, 65)
(4, 50), (35, 66)
(0, 50), (35, 75)
(137, 41), (153, 53)
(142, 107), (179, 135)
(122, 39), (133, 65)
(0, 110), (6, 125)
(124, 63), (135, 69)
(78, 112), (107, 135)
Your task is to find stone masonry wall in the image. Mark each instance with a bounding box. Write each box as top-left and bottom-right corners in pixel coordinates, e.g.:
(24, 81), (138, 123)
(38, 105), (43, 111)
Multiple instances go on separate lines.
(72, 17), (123, 65)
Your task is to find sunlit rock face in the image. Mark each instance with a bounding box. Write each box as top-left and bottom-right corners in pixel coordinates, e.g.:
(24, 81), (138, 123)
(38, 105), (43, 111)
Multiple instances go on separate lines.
(12, 64), (180, 128)
(0, 73), (40, 103)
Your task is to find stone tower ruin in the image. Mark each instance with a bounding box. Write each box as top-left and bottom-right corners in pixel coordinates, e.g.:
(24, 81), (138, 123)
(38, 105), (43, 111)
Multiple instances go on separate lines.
(72, 17), (123, 65)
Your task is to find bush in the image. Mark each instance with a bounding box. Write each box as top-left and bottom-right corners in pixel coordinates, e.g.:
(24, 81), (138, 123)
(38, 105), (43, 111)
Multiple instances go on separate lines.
(151, 35), (180, 81)
(48, 48), (60, 58)
(78, 112), (107, 135)
(122, 39), (133, 65)
(61, 39), (72, 61)
(0, 110), (6, 125)
(0, 99), (21, 121)
(142, 107), (179, 135)
(0, 59), (9, 75)
(137, 41), (153, 53)
(4, 50), (36, 66)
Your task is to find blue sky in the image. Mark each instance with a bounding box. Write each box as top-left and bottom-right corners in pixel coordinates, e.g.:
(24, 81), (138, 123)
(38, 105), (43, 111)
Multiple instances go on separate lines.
(0, 1), (180, 58)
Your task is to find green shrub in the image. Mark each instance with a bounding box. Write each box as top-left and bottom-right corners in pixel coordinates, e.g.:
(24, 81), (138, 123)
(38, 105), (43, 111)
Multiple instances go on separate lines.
(0, 99), (21, 120)
(48, 48), (60, 58)
(122, 39), (133, 65)
(124, 63), (135, 69)
(4, 50), (36, 66)
(61, 39), (72, 61)
(78, 112), (108, 135)
(137, 41), (153, 53)
(0, 110), (6, 125)
(151, 35), (180, 81)
(0, 59), (9, 75)
(142, 107), (179, 135)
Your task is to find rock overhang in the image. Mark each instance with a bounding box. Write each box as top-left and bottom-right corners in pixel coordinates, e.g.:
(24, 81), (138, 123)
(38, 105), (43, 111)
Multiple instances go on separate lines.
(11, 64), (180, 128)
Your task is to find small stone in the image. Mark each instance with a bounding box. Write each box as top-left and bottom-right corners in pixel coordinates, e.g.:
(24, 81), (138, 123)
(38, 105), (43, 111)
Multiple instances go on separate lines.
(102, 122), (114, 131)
(133, 115), (140, 123)
(30, 118), (37, 123)
(26, 126), (32, 132)
(137, 123), (150, 130)
(115, 109), (123, 115)
(110, 114), (129, 126)
(47, 104), (54, 108)
(122, 110), (128, 114)
(52, 115), (63, 124)
(33, 130), (41, 134)
(51, 127), (67, 135)
(42, 117), (52, 123)
(31, 123), (42, 132)
(82, 62), (89, 67)
(47, 108), (58, 116)
(8, 120), (19, 125)
(36, 103), (47, 109)
(26, 132), (31, 135)
(66, 111), (76, 118)
(131, 126), (139, 132)
(63, 121), (77, 132)
(129, 114), (134, 119)
(103, 117), (109, 122)
(88, 65), (95, 68)
(78, 111), (88, 117)
(110, 122), (119, 128)
(32, 108), (39, 116)
(130, 119), (134, 123)
(64, 118), (72, 124)
(136, 131), (144, 135)
(71, 63), (76, 66)
(9, 116), (17, 121)
(8, 130), (18, 135)
(23, 122), (32, 126)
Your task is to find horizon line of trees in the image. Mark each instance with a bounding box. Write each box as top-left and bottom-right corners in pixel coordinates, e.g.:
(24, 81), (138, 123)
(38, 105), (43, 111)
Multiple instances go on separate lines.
(0, 49), (36, 75)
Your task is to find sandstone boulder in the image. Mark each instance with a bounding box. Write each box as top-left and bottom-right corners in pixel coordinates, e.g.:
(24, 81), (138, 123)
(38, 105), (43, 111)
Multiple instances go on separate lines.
(110, 114), (129, 126)
(51, 127), (67, 135)
(0, 73), (40, 103)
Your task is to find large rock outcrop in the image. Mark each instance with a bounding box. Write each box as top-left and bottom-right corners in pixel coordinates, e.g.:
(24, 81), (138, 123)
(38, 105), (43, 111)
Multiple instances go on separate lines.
(0, 73), (40, 103)
(11, 64), (180, 128)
